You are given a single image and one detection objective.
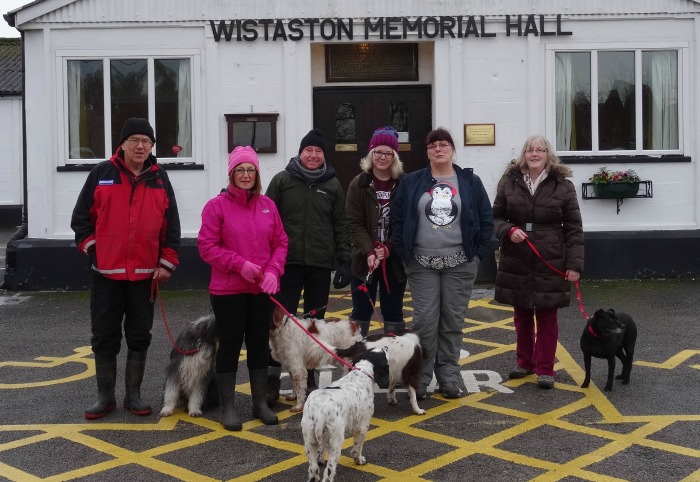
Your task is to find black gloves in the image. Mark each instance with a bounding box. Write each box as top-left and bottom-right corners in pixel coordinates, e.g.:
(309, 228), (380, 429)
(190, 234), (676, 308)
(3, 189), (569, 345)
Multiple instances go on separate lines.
(332, 262), (352, 289)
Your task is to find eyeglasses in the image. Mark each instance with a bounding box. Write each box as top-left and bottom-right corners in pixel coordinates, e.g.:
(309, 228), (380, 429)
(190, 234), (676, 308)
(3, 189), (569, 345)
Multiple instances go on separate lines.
(526, 148), (547, 154)
(126, 137), (154, 147)
(373, 150), (393, 159)
(427, 142), (452, 150)
(233, 167), (257, 175)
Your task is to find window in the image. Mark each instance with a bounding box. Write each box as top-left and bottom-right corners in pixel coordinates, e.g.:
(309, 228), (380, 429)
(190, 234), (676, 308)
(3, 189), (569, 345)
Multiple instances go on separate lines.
(554, 48), (680, 154)
(65, 55), (194, 162)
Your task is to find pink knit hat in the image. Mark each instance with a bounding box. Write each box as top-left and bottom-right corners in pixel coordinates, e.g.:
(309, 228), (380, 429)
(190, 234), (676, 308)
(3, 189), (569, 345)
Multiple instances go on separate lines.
(369, 126), (399, 152)
(228, 146), (259, 175)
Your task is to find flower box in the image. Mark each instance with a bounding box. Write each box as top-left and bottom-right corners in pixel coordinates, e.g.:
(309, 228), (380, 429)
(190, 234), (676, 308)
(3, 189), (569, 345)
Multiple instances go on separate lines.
(593, 182), (640, 199)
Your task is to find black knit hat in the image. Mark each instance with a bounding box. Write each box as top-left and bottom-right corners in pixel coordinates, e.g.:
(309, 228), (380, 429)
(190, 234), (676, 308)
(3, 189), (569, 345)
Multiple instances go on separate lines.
(298, 128), (327, 155)
(119, 117), (156, 145)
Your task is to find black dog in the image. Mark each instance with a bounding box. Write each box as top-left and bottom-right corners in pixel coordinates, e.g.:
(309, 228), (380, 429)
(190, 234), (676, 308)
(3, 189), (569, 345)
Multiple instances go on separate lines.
(580, 309), (637, 392)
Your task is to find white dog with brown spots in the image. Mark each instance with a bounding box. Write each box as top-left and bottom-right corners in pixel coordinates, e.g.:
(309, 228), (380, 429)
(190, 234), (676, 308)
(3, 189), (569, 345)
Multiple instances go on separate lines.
(302, 346), (390, 482)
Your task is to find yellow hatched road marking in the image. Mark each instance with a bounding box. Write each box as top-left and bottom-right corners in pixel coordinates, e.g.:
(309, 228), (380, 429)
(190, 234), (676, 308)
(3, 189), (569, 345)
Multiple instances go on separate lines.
(1, 297), (699, 481)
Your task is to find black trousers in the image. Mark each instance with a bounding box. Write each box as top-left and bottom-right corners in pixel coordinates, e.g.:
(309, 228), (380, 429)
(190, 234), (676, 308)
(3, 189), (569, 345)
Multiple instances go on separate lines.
(275, 265), (331, 319)
(211, 293), (275, 374)
(90, 274), (154, 357)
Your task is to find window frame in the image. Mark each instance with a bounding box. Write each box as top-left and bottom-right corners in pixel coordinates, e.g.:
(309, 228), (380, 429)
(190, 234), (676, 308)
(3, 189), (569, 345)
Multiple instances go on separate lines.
(56, 49), (201, 167)
(546, 42), (689, 158)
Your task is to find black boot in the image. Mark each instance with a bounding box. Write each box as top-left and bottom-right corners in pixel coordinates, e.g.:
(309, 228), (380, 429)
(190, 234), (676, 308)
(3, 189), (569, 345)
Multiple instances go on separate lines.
(217, 372), (242, 431)
(85, 354), (117, 420)
(384, 321), (407, 336)
(306, 369), (317, 395)
(123, 350), (152, 416)
(266, 365), (282, 407)
(250, 369), (279, 425)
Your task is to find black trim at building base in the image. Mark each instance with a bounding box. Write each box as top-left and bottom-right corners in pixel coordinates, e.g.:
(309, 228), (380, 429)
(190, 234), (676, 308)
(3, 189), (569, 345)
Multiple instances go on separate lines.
(0, 205), (22, 228)
(3, 230), (700, 291)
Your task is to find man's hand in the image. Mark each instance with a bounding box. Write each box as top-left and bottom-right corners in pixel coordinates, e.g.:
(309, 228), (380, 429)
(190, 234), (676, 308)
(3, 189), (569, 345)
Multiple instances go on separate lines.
(153, 267), (172, 283)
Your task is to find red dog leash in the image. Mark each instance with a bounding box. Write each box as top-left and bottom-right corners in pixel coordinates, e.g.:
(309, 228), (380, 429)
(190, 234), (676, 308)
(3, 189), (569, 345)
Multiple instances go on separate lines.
(524, 238), (590, 320)
(150, 279), (199, 355)
(268, 295), (354, 371)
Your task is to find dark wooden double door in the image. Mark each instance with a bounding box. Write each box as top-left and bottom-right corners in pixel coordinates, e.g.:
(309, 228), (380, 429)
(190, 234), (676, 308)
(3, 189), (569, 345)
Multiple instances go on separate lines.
(313, 86), (432, 191)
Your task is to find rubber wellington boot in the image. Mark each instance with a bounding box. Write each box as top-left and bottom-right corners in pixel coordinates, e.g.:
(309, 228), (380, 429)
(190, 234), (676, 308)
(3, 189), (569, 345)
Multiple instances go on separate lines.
(250, 369), (279, 425)
(266, 365), (282, 407)
(384, 321), (407, 336)
(123, 350), (152, 416)
(306, 369), (318, 395)
(85, 354), (117, 420)
(217, 372), (242, 431)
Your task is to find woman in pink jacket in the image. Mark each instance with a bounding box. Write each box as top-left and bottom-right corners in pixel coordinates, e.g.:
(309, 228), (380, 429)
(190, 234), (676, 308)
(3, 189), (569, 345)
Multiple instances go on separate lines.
(198, 146), (288, 430)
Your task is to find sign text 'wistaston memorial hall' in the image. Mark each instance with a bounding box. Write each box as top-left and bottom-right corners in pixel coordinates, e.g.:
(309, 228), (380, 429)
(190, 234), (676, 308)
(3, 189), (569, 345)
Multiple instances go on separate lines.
(209, 15), (573, 42)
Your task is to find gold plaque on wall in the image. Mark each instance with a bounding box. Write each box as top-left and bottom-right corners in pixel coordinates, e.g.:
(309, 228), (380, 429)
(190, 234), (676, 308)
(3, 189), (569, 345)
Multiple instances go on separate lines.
(464, 124), (495, 146)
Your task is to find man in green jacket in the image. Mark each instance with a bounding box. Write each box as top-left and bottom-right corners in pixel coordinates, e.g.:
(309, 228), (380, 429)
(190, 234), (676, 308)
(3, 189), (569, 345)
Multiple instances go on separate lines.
(264, 128), (352, 404)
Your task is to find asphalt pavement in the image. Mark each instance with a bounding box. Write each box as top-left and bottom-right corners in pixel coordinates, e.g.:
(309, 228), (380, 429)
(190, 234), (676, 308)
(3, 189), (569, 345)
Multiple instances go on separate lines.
(1, 227), (699, 481)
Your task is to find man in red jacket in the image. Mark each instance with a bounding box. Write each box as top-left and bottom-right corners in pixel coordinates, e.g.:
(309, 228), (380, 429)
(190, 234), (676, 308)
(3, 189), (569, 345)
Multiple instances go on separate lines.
(71, 117), (181, 419)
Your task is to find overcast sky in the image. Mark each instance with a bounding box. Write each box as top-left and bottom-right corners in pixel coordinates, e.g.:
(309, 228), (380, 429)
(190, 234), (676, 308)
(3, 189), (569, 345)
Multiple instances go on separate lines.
(1, 0), (31, 38)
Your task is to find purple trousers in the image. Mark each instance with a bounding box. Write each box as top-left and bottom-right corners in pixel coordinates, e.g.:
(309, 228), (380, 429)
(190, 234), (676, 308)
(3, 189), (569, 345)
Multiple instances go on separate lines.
(513, 306), (559, 376)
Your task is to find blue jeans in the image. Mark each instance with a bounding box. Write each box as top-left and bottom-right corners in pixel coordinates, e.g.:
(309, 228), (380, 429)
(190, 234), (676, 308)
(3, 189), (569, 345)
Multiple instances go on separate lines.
(350, 263), (406, 336)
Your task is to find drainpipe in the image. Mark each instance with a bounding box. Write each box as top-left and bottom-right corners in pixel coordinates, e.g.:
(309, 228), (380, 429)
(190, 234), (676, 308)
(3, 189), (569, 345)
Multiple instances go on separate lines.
(1, 13), (27, 290)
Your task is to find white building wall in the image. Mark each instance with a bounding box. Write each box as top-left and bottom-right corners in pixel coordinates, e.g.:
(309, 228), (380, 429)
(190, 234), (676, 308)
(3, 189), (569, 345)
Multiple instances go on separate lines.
(0, 96), (23, 207)
(14, 0), (700, 241)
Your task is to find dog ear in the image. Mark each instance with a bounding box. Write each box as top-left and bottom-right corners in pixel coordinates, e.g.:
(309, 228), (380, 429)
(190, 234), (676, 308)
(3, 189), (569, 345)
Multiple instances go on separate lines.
(608, 309), (617, 315)
(271, 307), (284, 328)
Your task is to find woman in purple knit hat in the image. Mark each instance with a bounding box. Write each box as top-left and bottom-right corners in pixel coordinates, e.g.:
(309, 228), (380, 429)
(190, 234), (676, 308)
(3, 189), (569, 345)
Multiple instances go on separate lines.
(346, 126), (407, 336)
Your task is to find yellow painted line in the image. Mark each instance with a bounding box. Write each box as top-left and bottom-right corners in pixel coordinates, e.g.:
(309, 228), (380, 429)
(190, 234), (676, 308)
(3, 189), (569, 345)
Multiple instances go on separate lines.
(634, 350), (700, 369)
(681, 468), (700, 482)
(0, 347), (95, 388)
(2, 296), (700, 482)
(0, 462), (43, 481)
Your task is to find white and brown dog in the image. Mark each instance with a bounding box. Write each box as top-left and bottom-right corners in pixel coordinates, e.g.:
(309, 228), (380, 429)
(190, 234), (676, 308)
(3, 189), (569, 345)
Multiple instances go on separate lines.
(302, 346), (390, 482)
(269, 307), (363, 412)
(336, 333), (425, 415)
(159, 315), (218, 418)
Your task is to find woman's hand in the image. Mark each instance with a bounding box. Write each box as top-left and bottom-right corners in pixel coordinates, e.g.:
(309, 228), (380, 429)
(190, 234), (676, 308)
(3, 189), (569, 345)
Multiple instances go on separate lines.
(509, 228), (528, 243)
(566, 269), (580, 282)
(374, 243), (389, 260)
(367, 253), (380, 271)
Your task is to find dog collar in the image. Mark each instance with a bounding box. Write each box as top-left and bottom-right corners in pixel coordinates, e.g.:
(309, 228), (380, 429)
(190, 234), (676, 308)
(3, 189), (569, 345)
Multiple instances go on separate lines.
(587, 324), (600, 337)
(352, 366), (374, 382)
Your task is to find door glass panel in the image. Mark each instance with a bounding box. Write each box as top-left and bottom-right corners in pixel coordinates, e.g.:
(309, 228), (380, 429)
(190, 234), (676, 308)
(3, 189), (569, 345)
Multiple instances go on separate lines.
(389, 102), (409, 142)
(334, 103), (356, 141)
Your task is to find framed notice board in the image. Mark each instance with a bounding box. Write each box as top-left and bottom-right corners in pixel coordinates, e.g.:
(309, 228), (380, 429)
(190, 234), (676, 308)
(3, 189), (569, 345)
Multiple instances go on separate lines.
(326, 43), (418, 82)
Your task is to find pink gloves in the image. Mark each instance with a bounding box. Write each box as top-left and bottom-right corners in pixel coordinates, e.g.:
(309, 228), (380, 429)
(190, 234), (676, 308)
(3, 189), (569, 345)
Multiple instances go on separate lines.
(260, 272), (279, 294)
(241, 261), (262, 283)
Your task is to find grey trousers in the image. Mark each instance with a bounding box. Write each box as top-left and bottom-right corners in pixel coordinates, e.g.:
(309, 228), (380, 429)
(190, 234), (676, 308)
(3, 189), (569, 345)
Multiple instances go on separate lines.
(405, 257), (479, 386)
